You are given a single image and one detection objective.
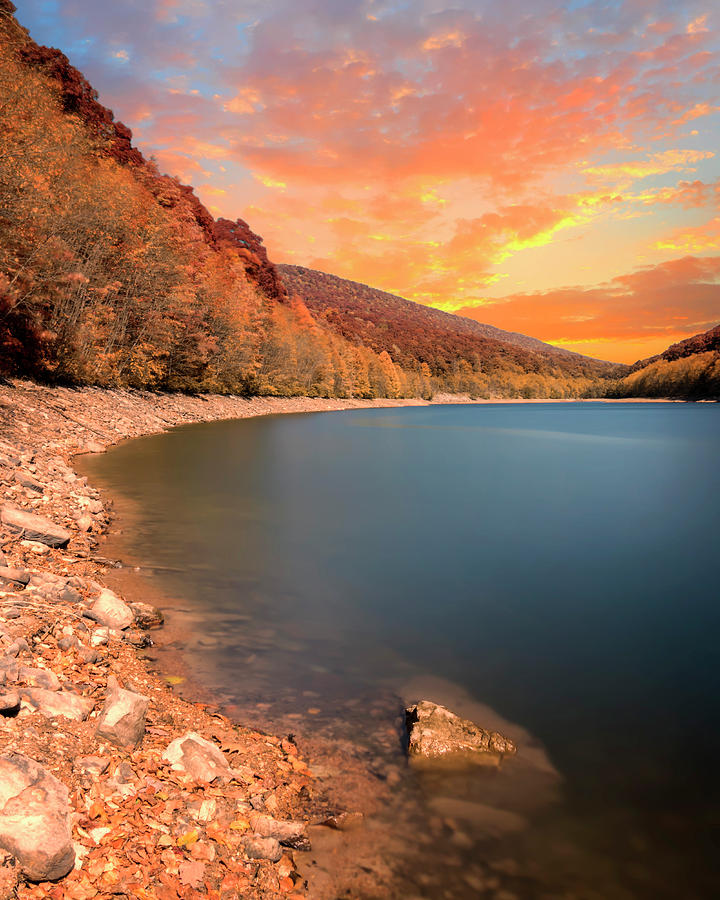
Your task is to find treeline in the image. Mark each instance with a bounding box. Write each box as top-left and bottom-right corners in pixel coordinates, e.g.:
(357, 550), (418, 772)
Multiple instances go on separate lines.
(610, 351), (720, 400)
(279, 265), (620, 399)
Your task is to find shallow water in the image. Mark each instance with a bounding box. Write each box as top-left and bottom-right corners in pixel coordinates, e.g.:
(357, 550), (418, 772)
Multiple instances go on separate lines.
(84, 402), (720, 897)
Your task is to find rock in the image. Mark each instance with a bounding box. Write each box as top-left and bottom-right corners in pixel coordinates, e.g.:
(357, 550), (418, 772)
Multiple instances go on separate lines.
(84, 441), (105, 454)
(243, 836), (282, 862)
(405, 701), (517, 763)
(248, 813), (310, 849)
(0, 693), (19, 716)
(76, 514), (93, 533)
(19, 540), (50, 555)
(162, 732), (232, 782)
(0, 568), (29, 586)
(0, 753), (75, 881)
(73, 757), (110, 778)
(15, 472), (43, 493)
(95, 676), (149, 749)
(57, 635), (80, 652)
(0, 507), (71, 548)
(0, 661), (19, 683)
(90, 627), (110, 647)
(123, 628), (153, 648)
(88, 589), (134, 630)
(4, 639), (29, 658)
(319, 811), (364, 831)
(18, 666), (60, 691)
(21, 688), (94, 721)
(130, 602), (164, 629)
(78, 645), (99, 664)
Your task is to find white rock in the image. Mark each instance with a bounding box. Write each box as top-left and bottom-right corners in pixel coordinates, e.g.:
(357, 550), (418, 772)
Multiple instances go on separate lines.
(162, 733), (232, 782)
(89, 590), (133, 630)
(20, 688), (94, 721)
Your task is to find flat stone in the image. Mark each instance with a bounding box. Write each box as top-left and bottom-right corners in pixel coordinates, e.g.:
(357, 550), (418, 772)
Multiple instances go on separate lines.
(0, 507), (71, 548)
(18, 666), (60, 691)
(21, 688), (94, 721)
(406, 700), (517, 763)
(15, 472), (43, 493)
(0, 753), (75, 881)
(0, 568), (29, 587)
(73, 757), (110, 778)
(88, 589), (134, 630)
(162, 732), (232, 782)
(242, 836), (282, 862)
(95, 676), (149, 749)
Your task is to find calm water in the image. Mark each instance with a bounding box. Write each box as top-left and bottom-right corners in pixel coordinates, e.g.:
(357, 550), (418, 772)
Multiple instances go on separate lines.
(85, 402), (720, 897)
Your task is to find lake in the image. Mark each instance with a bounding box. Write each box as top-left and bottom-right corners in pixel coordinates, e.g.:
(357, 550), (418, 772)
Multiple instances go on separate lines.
(83, 402), (720, 898)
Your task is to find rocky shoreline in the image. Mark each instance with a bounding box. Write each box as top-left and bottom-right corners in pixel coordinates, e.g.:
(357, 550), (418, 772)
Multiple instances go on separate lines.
(0, 379), (430, 899)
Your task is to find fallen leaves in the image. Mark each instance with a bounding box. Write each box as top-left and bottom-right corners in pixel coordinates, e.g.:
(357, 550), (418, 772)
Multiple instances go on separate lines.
(176, 829), (199, 849)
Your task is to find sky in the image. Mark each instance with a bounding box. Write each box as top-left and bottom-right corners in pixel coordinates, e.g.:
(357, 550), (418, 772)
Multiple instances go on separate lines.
(16, 0), (720, 362)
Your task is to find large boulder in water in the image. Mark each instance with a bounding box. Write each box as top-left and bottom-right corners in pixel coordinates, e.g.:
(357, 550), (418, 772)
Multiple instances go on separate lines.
(406, 700), (517, 764)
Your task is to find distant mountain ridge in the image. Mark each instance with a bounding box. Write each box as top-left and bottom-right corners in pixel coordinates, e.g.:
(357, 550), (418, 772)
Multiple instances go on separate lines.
(279, 265), (619, 381)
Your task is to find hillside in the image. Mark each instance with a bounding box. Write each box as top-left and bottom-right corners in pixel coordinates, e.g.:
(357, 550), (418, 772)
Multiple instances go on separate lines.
(0, 1), (432, 399)
(613, 324), (720, 399)
(280, 265), (621, 397)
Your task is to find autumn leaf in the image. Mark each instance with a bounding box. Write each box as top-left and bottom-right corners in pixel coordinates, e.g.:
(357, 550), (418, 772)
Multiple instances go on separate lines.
(176, 829), (199, 849)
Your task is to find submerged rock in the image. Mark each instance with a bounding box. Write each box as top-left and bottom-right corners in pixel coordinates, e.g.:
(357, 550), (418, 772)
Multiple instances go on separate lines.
(130, 601), (164, 629)
(405, 700), (517, 763)
(0, 507), (71, 548)
(0, 753), (75, 881)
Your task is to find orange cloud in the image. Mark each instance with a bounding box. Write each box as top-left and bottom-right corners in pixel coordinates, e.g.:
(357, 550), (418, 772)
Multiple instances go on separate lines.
(453, 255), (720, 362)
(582, 149), (715, 182)
(656, 217), (720, 253)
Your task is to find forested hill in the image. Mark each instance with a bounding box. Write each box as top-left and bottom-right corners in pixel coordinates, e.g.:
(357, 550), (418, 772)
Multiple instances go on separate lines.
(1, 0), (617, 400)
(279, 265), (621, 394)
(613, 324), (720, 399)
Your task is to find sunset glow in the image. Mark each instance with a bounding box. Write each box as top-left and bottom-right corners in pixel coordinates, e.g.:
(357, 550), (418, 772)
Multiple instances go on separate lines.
(17, 0), (720, 362)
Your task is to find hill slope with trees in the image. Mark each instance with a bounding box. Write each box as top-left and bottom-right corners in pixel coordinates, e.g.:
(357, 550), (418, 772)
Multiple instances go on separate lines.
(279, 265), (622, 398)
(612, 325), (720, 399)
